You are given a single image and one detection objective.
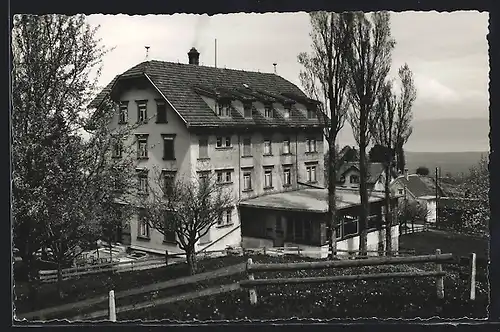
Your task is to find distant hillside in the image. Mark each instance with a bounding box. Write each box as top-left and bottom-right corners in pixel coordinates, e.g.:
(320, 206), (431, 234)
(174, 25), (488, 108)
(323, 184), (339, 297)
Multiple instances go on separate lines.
(405, 151), (488, 177)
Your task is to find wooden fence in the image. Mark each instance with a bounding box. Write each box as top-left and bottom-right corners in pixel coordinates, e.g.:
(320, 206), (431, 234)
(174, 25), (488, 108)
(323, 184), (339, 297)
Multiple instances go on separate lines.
(38, 258), (165, 283)
(240, 249), (454, 305)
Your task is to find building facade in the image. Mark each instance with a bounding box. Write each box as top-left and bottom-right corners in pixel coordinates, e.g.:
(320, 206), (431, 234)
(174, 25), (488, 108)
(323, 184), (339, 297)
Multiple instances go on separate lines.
(90, 48), (326, 255)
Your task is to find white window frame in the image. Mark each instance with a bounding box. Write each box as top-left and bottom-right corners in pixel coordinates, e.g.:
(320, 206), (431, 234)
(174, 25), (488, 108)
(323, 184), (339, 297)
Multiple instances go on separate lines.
(306, 165), (317, 183)
(264, 105), (273, 118)
(119, 103), (128, 123)
(264, 139), (272, 155)
(243, 171), (252, 191)
(138, 175), (148, 194)
(306, 138), (317, 153)
(284, 167), (291, 186)
(218, 209), (233, 226)
(283, 106), (290, 119)
(264, 168), (273, 188)
(138, 103), (148, 123)
(217, 102), (231, 117)
(137, 138), (148, 158)
(283, 139), (290, 154)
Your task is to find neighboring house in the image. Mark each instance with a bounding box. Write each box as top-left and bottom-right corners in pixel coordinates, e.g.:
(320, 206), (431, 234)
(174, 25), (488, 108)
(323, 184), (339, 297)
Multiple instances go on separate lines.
(390, 171), (445, 223)
(239, 187), (400, 258)
(336, 162), (397, 192)
(89, 47), (326, 256)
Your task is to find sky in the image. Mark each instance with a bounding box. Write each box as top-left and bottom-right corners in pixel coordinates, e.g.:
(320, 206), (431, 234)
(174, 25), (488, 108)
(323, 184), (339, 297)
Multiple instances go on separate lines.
(85, 11), (489, 152)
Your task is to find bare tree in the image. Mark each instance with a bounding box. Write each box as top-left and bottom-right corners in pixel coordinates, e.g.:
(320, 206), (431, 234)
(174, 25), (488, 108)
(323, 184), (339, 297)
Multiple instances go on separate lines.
(394, 64), (417, 174)
(345, 11), (396, 255)
(140, 170), (234, 275)
(298, 12), (352, 258)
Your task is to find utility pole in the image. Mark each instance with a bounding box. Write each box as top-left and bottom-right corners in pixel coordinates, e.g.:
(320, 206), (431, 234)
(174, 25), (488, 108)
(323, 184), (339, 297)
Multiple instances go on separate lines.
(435, 166), (440, 223)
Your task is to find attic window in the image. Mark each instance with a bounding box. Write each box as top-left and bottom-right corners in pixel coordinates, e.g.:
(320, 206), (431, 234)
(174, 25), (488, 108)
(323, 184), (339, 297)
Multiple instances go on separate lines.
(217, 101), (231, 118)
(264, 104), (273, 118)
(284, 105), (291, 119)
(243, 102), (253, 118)
(307, 107), (316, 119)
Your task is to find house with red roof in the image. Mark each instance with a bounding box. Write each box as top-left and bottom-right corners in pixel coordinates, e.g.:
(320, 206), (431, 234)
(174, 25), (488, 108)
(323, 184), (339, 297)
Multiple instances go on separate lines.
(89, 48), (399, 258)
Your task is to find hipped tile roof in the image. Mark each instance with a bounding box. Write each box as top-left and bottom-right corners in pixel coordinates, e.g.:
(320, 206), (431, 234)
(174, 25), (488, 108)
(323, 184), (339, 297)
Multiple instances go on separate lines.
(90, 60), (325, 129)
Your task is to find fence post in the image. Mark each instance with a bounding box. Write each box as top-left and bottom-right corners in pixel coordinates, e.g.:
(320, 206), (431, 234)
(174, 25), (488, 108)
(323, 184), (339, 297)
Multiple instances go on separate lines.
(263, 247), (267, 256)
(109, 290), (116, 322)
(165, 250), (169, 266)
(297, 247), (301, 256)
(247, 258), (258, 305)
(470, 252), (476, 301)
(435, 249), (444, 299)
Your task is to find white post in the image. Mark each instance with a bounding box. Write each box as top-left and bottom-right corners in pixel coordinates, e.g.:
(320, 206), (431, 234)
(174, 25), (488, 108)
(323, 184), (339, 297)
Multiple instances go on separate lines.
(470, 252), (476, 300)
(435, 249), (444, 299)
(247, 258), (258, 305)
(109, 290), (116, 322)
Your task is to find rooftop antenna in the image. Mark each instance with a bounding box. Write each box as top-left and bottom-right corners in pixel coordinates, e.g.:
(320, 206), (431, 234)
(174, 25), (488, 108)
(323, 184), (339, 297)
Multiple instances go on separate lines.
(273, 63), (277, 74)
(145, 46), (150, 60)
(215, 38), (217, 68)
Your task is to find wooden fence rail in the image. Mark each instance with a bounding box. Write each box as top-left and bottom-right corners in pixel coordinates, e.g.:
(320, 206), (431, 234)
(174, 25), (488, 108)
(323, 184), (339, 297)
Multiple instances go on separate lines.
(38, 259), (166, 283)
(244, 249), (451, 305)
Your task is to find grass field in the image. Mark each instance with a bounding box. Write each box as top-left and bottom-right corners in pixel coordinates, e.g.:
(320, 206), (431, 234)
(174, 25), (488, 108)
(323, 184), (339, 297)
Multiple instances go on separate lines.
(14, 229), (489, 321)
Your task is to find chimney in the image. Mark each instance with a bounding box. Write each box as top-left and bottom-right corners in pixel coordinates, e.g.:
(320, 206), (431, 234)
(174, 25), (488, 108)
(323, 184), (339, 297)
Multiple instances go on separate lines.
(188, 47), (200, 65)
(404, 168), (409, 181)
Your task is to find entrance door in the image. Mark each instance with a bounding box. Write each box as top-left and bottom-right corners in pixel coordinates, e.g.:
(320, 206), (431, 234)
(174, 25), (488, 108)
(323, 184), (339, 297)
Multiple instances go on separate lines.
(274, 215), (285, 247)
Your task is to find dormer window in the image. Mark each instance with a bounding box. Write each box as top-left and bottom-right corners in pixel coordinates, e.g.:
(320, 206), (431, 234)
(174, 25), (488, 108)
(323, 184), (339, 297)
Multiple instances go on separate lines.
(284, 105), (291, 119)
(307, 107), (316, 119)
(217, 101), (231, 117)
(264, 104), (273, 118)
(243, 102), (253, 118)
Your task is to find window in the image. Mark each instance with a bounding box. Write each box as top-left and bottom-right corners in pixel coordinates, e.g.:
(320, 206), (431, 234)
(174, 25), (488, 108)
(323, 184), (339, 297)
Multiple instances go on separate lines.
(156, 100), (167, 123)
(264, 168), (273, 188)
(162, 134), (175, 160)
(163, 171), (176, 196)
(112, 138), (122, 158)
(264, 104), (273, 118)
(217, 102), (231, 117)
(216, 136), (231, 148)
(303, 220), (312, 240)
(243, 138), (252, 157)
(263, 139), (272, 155)
(243, 103), (253, 118)
(216, 170), (232, 184)
(119, 102), (128, 124)
(350, 175), (360, 184)
(335, 217), (342, 240)
(198, 137), (209, 159)
(343, 215), (358, 237)
(198, 171), (210, 184)
(137, 101), (148, 123)
(137, 172), (148, 195)
(306, 138), (317, 153)
(283, 167), (292, 186)
(307, 107), (316, 119)
(243, 171), (252, 191)
(218, 209), (232, 226)
(282, 139), (290, 154)
(136, 135), (148, 159)
(138, 209), (149, 239)
(398, 188), (404, 195)
(306, 165), (317, 183)
(163, 211), (176, 243)
(284, 106), (291, 119)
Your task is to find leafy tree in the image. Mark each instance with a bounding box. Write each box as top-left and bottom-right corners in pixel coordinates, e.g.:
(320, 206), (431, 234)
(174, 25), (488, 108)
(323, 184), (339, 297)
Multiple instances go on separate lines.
(12, 14), (136, 300)
(298, 12), (352, 258)
(368, 144), (393, 163)
(394, 64), (417, 174)
(416, 166), (430, 176)
(345, 11), (396, 255)
(139, 170), (234, 275)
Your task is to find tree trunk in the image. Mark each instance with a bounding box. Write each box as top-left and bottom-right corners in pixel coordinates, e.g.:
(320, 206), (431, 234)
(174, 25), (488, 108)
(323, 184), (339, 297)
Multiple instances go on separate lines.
(384, 163), (392, 256)
(358, 114), (369, 256)
(186, 247), (197, 275)
(26, 255), (39, 311)
(57, 261), (64, 299)
(328, 144), (338, 259)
